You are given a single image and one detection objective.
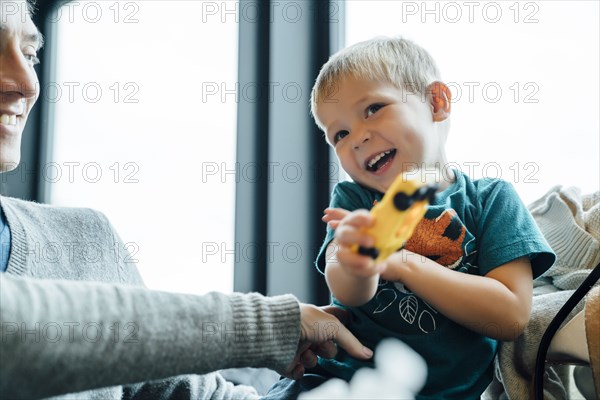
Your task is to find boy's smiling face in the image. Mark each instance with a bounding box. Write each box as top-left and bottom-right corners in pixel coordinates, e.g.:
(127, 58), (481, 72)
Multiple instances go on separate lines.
(316, 76), (450, 193)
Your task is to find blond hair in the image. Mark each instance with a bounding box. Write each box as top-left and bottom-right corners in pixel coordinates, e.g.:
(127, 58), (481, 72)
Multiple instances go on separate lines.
(310, 37), (441, 130)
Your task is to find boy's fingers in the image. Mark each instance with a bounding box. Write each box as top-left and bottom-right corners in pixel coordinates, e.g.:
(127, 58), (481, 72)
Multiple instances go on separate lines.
(323, 208), (351, 222)
(339, 210), (373, 228)
(328, 220), (341, 229)
(337, 247), (371, 267)
(337, 249), (381, 277)
(322, 213), (342, 228)
(335, 226), (374, 248)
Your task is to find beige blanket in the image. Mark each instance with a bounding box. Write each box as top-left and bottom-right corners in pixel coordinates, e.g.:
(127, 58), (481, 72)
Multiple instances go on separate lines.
(484, 186), (600, 399)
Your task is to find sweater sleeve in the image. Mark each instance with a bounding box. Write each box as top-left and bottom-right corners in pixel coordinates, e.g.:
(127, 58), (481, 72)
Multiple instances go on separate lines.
(0, 274), (300, 400)
(90, 208), (146, 287)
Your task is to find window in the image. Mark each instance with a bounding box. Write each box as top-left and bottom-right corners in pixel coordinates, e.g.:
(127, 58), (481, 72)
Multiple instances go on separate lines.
(47, 1), (238, 294)
(346, 1), (599, 204)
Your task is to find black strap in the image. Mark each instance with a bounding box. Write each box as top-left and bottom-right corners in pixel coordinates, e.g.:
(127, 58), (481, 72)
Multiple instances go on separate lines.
(533, 261), (600, 399)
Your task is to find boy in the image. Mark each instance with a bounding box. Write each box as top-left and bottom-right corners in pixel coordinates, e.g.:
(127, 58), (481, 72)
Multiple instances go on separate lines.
(265, 37), (555, 399)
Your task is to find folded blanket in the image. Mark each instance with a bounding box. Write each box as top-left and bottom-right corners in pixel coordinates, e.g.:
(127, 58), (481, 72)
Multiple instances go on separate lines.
(483, 290), (584, 400)
(484, 186), (600, 399)
(529, 186), (600, 290)
(585, 286), (600, 397)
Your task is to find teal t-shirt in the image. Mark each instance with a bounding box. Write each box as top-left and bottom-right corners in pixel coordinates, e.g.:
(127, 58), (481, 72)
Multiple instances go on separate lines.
(315, 170), (555, 400)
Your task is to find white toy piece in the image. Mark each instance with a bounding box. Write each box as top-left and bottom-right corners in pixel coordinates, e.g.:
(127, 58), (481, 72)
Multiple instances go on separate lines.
(299, 339), (427, 400)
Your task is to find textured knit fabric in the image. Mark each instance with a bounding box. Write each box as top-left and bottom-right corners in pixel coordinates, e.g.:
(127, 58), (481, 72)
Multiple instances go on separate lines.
(528, 186), (600, 290)
(585, 286), (600, 397)
(482, 290), (585, 400)
(267, 170), (554, 400)
(483, 186), (600, 400)
(0, 195), (301, 400)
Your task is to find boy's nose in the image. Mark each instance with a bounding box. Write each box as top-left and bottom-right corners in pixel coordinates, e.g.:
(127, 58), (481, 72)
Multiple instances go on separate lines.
(352, 129), (371, 150)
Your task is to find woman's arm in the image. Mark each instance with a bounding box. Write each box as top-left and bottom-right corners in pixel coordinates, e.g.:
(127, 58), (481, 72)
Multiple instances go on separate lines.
(0, 274), (300, 399)
(0, 273), (371, 399)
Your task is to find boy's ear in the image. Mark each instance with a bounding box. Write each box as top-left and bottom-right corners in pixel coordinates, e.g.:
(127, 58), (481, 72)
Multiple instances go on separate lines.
(427, 81), (451, 122)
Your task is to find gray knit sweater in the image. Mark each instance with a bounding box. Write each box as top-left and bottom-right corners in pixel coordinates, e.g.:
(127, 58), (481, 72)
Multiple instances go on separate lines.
(0, 196), (300, 399)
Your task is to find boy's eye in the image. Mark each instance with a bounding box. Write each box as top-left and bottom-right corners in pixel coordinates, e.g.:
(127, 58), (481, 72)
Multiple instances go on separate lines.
(334, 130), (350, 143)
(366, 103), (384, 117)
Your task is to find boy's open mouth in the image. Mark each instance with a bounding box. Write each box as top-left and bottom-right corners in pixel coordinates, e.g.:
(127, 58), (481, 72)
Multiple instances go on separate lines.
(365, 149), (396, 172)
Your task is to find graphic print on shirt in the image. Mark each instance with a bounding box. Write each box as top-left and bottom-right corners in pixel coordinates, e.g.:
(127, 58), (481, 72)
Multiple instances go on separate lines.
(404, 209), (466, 270)
(369, 207), (475, 334)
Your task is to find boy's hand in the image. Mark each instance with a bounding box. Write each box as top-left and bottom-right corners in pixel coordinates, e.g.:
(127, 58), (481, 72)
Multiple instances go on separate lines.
(379, 249), (412, 282)
(322, 207), (351, 229)
(380, 249), (429, 282)
(334, 210), (386, 278)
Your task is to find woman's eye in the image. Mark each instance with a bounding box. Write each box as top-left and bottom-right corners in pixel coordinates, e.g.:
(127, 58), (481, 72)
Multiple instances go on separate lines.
(22, 46), (40, 66)
(23, 53), (40, 66)
(366, 104), (384, 117)
(334, 130), (350, 143)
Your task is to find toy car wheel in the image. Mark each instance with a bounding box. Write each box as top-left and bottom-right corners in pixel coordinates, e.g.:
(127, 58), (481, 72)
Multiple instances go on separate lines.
(393, 192), (413, 211)
(426, 186), (437, 204)
(358, 246), (380, 259)
(414, 185), (438, 203)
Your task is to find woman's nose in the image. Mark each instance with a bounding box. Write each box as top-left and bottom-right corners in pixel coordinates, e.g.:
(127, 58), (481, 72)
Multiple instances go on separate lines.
(0, 46), (39, 102)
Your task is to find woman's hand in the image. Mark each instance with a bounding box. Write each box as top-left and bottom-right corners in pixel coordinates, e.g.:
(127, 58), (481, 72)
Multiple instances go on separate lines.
(281, 304), (373, 380)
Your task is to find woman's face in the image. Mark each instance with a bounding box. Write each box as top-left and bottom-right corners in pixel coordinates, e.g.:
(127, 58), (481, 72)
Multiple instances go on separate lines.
(0, 0), (42, 171)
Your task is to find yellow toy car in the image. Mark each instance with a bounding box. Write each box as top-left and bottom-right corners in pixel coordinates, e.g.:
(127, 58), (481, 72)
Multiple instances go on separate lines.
(354, 173), (438, 263)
